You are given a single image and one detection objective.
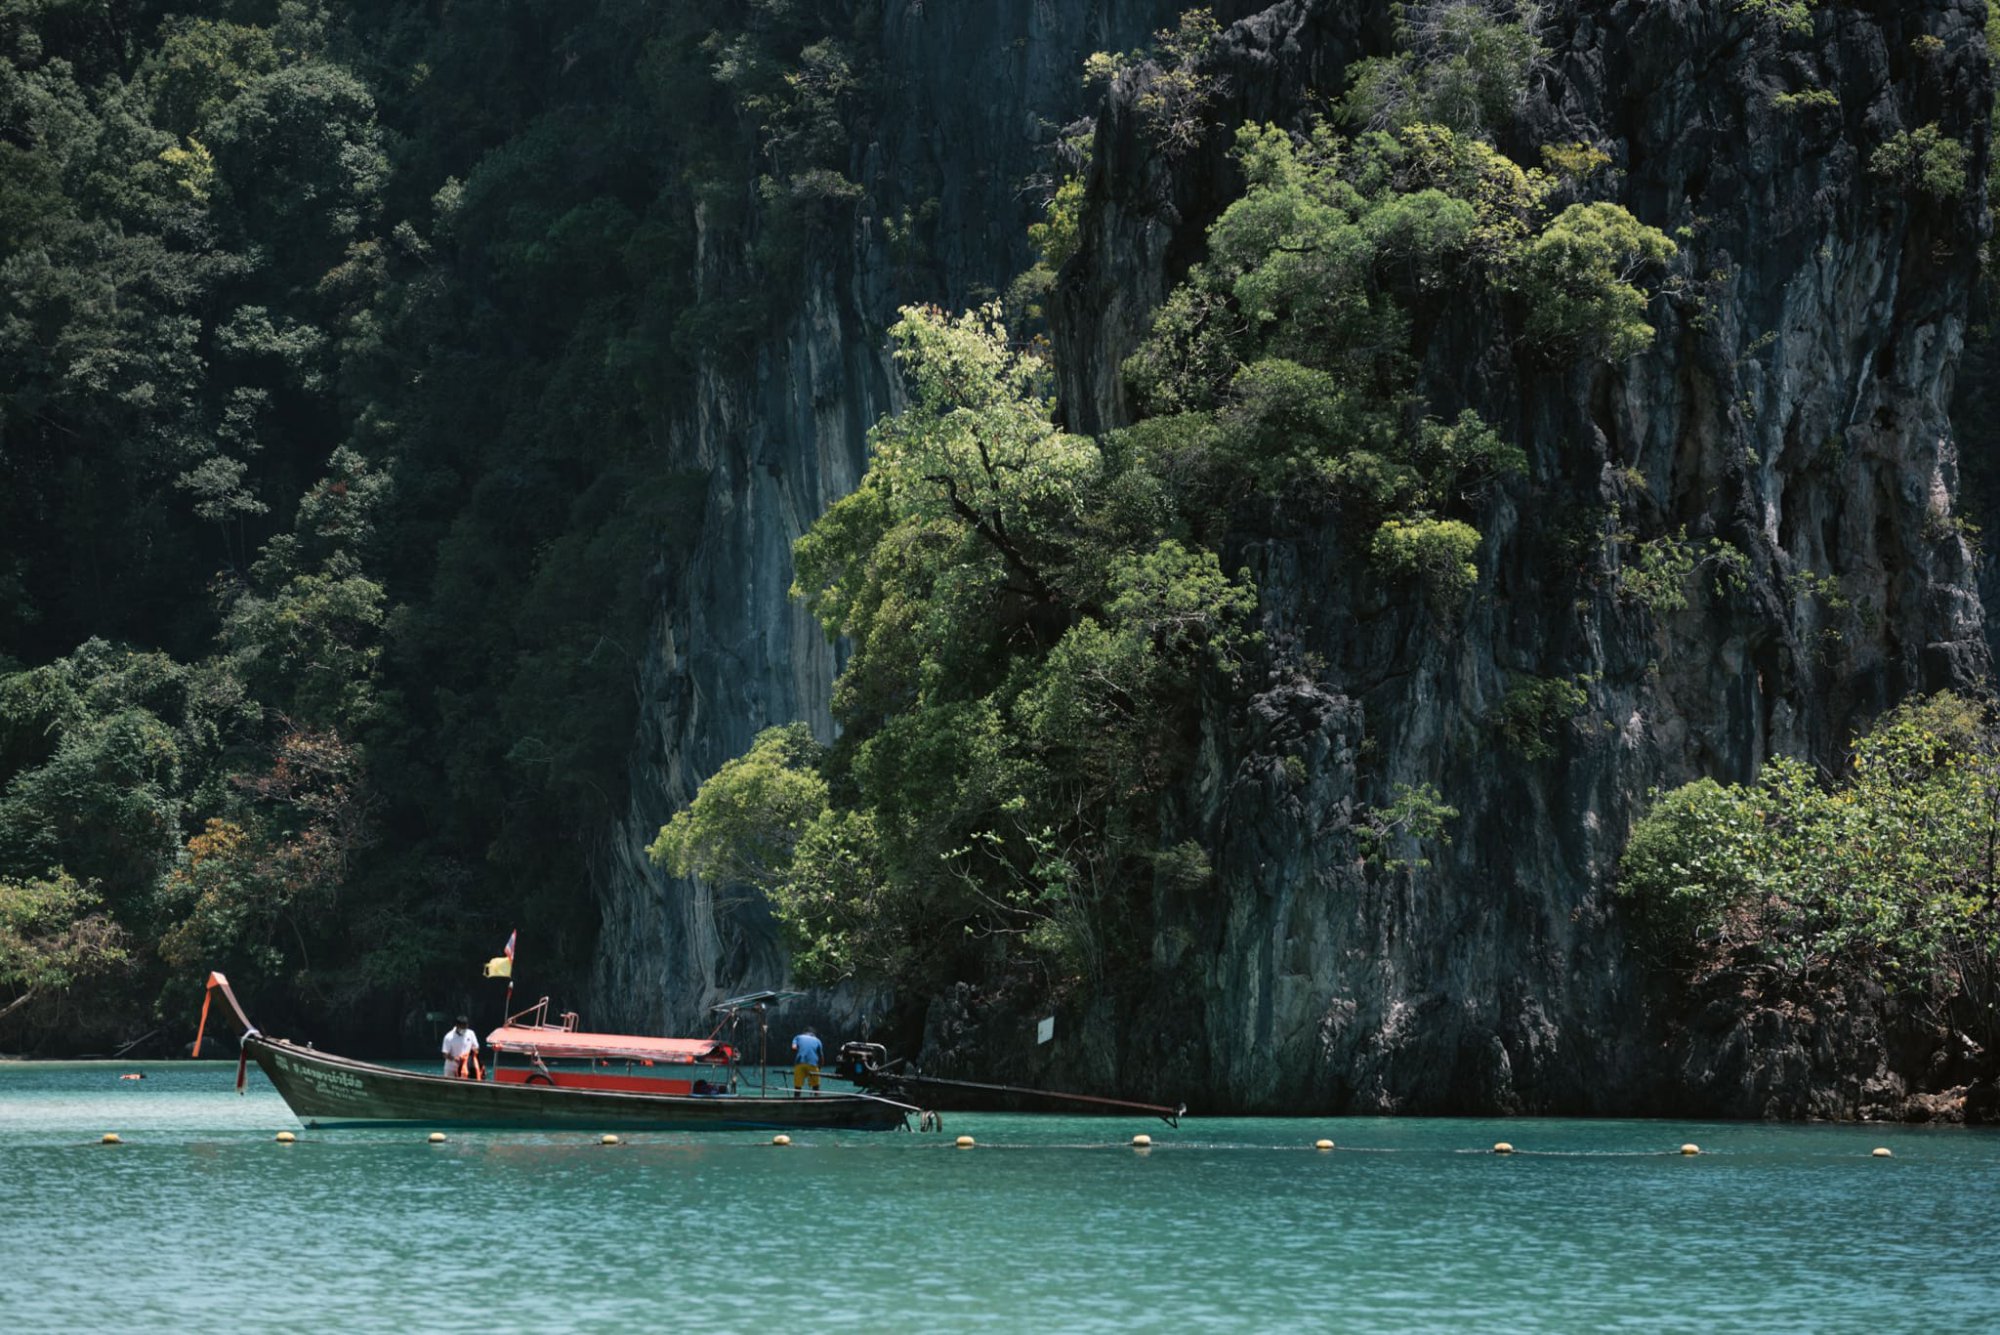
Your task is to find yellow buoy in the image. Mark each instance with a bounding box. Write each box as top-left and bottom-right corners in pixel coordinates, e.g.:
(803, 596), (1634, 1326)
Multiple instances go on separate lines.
(100, 1133), (122, 1145)
(1493, 1142), (1513, 1154)
(600, 1134), (620, 1146)
(427, 1131), (447, 1144)
(1315, 1139), (1335, 1151)
(955, 1135), (976, 1149)
(1680, 1143), (1701, 1156)
(1131, 1134), (1152, 1149)
(275, 1131), (297, 1144)
(772, 1134), (791, 1147)
(1872, 1147), (1893, 1158)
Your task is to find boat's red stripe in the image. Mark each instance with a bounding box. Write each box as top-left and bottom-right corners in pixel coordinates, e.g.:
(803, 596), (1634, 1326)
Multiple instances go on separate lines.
(493, 1069), (702, 1095)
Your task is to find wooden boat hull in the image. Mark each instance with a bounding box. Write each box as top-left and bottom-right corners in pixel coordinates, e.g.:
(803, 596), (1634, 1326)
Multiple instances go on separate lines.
(248, 1037), (910, 1131)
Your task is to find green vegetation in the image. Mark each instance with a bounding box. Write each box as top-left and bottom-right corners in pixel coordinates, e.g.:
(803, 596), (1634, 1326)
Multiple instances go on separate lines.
(1342, 1), (1548, 139)
(1621, 694), (2000, 1001)
(1371, 518), (1484, 605)
(659, 305), (1261, 989)
(1870, 123), (1970, 200)
(1492, 674), (1590, 762)
(0, 870), (128, 1038)
(1356, 783), (1460, 872)
(658, 0), (1674, 1000)
(1771, 88), (1838, 113)
(1518, 202), (1678, 359)
(1134, 9), (1225, 156)
(0, 0), (876, 1046)
(1010, 127), (1092, 319)
(1736, 0), (1820, 36)
(1619, 529), (1749, 615)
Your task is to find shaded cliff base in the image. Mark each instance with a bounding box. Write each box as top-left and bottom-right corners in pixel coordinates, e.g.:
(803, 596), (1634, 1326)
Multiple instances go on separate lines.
(904, 965), (2000, 1124)
(1667, 964), (2000, 1124)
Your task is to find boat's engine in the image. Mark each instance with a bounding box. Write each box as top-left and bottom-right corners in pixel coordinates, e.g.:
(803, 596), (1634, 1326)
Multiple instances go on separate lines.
(836, 1041), (888, 1083)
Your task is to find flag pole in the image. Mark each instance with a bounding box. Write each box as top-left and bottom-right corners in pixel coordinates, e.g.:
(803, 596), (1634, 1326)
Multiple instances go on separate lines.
(492, 976), (511, 1083)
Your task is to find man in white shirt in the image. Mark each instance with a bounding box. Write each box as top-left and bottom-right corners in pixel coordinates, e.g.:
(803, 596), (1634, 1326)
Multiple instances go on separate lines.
(441, 1017), (481, 1078)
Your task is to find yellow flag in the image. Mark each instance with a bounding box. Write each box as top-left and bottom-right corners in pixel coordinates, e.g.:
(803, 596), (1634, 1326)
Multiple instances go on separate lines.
(483, 956), (512, 979)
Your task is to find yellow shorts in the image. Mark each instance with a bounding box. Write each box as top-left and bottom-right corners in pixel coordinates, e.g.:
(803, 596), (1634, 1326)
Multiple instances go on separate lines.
(792, 1063), (821, 1090)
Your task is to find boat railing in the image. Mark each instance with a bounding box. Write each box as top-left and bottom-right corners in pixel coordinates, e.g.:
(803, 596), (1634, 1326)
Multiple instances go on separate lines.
(504, 996), (579, 1032)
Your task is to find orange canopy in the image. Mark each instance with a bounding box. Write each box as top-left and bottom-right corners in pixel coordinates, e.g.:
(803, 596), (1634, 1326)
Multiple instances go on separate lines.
(484, 1026), (732, 1064)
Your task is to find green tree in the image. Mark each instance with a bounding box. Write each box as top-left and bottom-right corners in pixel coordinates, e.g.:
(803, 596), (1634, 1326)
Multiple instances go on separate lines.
(661, 307), (1258, 990)
(649, 724), (830, 891)
(1371, 516), (1483, 604)
(157, 722), (376, 982)
(1620, 693), (2000, 998)
(1869, 123), (1970, 200)
(0, 870), (128, 1034)
(1342, 1), (1548, 139)
(1517, 202), (1679, 360)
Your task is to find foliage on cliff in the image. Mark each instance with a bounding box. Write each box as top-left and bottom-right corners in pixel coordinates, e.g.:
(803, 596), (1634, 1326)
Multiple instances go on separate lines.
(1621, 693), (2000, 1008)
(0, 870), (127, 1035)
(658, 1), (1676, 999)
(4, 0), (1971, 1069)
(656, 306), (1260, 986)
(0, 0), (886, 1047)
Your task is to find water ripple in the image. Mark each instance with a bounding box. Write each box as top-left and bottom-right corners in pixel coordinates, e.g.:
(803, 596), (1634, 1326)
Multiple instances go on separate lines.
(4, 1066), (1997, 1332)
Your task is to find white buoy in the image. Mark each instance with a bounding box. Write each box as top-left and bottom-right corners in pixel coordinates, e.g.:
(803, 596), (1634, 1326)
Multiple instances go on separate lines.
(1131, 1134), (1152, 1149)
(1872, 1147), (1893, 1158)
(772, 1134), (791, 1146)
(955, 1135), (976, 1149)
(1315, 1139), (1335, 1151)
(427, 1132), (447, 1144)
(600, 1134), (620, 1146)
(1680, 1143), (1701, 1156)
(1493, 1142), (1514, 1155)
(275, 1131), (297, 1144)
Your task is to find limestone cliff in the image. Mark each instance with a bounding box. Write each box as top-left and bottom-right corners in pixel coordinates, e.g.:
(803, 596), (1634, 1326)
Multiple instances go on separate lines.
(593, 0), (1997, 1118)
(1051, 0), (1993, 1117)
(587, 0), (1183, 1037)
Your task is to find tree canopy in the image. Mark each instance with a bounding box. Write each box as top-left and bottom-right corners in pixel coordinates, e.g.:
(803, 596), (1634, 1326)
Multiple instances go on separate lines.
(1621, 693), (2000, 1000)
(655, 13), (1678, 1001)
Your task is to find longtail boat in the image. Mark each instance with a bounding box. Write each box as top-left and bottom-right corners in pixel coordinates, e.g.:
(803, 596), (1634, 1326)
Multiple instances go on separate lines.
(194, 973), (917, 1131)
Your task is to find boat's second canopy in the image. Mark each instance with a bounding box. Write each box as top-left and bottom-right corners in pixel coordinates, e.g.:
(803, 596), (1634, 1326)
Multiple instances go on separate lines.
(486, 1027), (733, 1064)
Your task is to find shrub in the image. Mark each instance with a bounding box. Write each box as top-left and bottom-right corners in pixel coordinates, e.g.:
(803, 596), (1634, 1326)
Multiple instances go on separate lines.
(1357, 782), (1460, 871)
(1619, 693), (2000, 990)
(1737, 0), (1818, 35)
(1771, 88), (1837, 113)
(1492, 673), (1589, 761)
(1870, 123), (1969, 199)
(1342, 1), (1548, 139)
(1370, 516), (1483, 604)
(1517, 202), (1677, 360)
(1136, 9), (1224, 156)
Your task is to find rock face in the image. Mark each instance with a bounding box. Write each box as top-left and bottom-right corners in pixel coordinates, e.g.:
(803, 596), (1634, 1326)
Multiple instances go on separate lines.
(592, 0), (1997, 1117)
(587, 0), (1184, 1037)
(1053, 0), (1992, 1116)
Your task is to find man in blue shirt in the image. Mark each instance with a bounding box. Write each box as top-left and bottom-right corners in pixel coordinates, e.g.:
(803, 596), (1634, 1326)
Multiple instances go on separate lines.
(791, 1027), (823, 1097)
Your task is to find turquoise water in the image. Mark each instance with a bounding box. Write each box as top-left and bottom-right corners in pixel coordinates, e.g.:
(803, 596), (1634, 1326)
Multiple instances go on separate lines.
(6, 1062), (1998, 1332)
